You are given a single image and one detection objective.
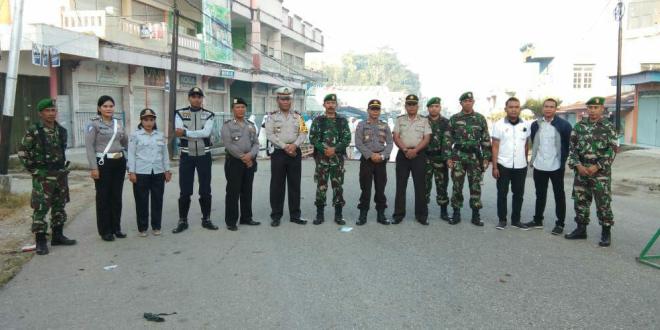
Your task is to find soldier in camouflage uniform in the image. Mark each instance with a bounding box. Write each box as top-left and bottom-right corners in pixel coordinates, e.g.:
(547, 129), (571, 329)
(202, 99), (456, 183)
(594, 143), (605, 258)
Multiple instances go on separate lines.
(424, 97), (451, 221)
(564, 96), (618, 247)
(445, 92), (492, 226)
(309, 94), (351, 225)
(17, 98), (76, 255)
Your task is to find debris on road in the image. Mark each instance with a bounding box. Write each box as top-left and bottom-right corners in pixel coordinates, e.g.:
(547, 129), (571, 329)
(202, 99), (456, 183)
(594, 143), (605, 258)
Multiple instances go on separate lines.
(143, 312), (177, 322)
(21, 245), (36, 252)
(339, 226), (353, 233)
(103, 265), (118, 271)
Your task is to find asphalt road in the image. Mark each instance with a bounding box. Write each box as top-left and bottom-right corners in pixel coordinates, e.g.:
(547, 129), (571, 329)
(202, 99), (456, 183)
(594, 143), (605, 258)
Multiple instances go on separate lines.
(0, 159), (658, 329)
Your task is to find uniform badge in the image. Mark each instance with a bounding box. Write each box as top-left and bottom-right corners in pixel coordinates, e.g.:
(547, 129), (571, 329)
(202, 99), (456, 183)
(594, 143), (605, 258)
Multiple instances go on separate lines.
(232, 136), (240, 141)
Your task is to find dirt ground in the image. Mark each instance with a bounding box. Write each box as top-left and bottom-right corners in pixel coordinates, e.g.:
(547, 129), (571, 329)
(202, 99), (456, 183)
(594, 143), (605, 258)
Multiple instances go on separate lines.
(0, 170), (94, 285)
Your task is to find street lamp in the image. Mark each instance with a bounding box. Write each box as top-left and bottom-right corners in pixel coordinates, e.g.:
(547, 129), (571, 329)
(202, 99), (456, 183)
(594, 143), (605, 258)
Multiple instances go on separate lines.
(614, 0), (624, 134)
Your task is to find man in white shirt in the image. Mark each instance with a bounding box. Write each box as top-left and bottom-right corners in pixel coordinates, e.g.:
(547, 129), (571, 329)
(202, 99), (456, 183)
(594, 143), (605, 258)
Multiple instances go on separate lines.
(491, 97), (530, 230)
(525, 98), (572, 235)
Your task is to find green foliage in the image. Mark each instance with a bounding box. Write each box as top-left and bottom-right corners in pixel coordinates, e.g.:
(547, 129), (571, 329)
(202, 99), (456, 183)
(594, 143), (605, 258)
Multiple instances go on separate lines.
(321, 47), (421, 93)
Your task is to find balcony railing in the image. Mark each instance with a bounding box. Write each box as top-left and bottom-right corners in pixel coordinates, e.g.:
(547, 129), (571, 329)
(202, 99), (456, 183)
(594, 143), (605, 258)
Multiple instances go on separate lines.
(61, 10), (106, 38)
(168, 33), (201, 51)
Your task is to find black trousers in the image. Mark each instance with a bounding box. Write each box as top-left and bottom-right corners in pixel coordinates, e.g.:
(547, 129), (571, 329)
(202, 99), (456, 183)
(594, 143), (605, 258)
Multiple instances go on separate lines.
(270, 148), (302, 220)
(95, 157), (126, 236)
(496, 164), (527, 223)
(178, 153), (212, 220)
(224, 155), (256, 227)
(393, 150), (428, 220)
(533, 168), (566, 226)
(132, 172), (165, 232)
(358, 157), (387, 211)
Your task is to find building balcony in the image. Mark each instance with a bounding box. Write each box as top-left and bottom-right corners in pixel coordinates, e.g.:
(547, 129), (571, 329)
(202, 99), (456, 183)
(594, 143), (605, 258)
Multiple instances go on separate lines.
(60, 10), (169, 53)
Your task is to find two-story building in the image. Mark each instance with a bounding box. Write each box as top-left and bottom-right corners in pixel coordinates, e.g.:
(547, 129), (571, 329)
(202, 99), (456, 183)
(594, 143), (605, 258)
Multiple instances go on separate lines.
(0, 0), (324, 151)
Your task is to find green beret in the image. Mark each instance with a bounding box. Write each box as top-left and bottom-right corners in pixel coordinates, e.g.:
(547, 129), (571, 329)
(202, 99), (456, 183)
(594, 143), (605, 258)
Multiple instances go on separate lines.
(426, 97), (441, 107)
(405, 94), (419, 104)
(586, 96), (605, 106)
(275, 86), (292, 95)
(459, 92), (474, 102)
(37, 98), (56, 112)
(324, 94), (337, 102)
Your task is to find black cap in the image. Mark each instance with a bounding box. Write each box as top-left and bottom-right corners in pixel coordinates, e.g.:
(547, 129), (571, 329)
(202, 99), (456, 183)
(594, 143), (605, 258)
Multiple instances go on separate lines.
(367, 99), (382, 110)
(232, 97), (247, 106)
(188, 87), (204, 97)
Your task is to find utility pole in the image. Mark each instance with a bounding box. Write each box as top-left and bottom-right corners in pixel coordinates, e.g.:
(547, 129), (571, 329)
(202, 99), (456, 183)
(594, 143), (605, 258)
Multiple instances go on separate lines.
(168, 0), (179, 159)
(0, 0), (25, 194)
(614, 0), (624, 134)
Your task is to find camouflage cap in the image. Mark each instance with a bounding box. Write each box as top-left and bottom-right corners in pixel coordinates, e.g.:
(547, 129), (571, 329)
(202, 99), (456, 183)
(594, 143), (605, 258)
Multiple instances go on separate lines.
(232, 97), (248, 106)
(405, 94), (419, 104)
(459, 92), (474, 102)
(188, 87), (204, 97)
(426, 97), (441, 107)
(37, 98), (56, 112)
(323, 94), (337, 102)
(274, 86), (292, 95)
(367, 99), (382, 110)
(586, 96), (606, 106)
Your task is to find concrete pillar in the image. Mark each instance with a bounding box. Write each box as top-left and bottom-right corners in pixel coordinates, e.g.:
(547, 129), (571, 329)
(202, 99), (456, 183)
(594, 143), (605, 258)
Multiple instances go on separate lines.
(0, 175), (10, 194)
(270, 30), (281, 60)
(121, 0), (131, 16)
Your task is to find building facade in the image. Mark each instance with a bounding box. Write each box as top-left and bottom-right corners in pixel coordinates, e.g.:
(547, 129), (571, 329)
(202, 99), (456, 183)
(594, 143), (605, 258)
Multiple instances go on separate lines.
(0, 0), (324, 151)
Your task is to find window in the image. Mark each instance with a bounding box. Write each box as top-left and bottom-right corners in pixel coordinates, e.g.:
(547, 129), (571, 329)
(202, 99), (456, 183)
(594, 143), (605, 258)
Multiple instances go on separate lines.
(287, 16), (293, 29)
(641, 63), (660, 71)
(573, 64), (594, 89)
(282, 53), (293, 65)
(294, 56), (304, 68)
(627, 1), (660, 30)
(132, 1), (164, 23)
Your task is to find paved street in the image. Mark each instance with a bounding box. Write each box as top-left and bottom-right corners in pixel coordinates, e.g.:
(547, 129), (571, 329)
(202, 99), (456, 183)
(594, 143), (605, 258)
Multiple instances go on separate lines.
(0, 159), (658, 329)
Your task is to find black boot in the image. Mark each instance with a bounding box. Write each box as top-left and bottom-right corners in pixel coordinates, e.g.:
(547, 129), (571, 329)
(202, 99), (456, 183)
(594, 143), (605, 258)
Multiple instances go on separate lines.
(334, 206), (346, 225)
(201, 217), (219, 230)
(172, 219), (189, 234)
(356, 209), (368, 226)
(35, 233), (49, 255)
(199, 197), (212, 222)
(440, 205), (450, 221)
(51, 226), (76, 246)
(313, 206), (325, 225)
(376, 210), (390, 225)
(565, 223), (588, 239)
(471, 208), (484, 226)
(599, 225), (611, 247)
(449, 208), (461, 225)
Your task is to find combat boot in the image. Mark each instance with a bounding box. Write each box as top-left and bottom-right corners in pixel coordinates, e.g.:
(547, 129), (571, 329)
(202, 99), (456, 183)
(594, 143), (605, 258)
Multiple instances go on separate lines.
(35, 233), (49, 255)
(334, 206), (346, 225)
(564, 223), (587, 239)
(313, 206), (325, 225)
(440, 205), (450, 221)
(376, 210), (390, 225)
(449, 208), (461, 225)
(51, 226), (76, 246)
(471, 208), (484, 226)
(356, 209), (368, 226)
(598, 225), (611, 247)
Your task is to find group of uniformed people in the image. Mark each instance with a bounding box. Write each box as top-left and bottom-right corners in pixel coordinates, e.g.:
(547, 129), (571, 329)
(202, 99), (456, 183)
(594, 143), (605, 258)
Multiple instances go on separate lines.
(18, 86), (619, 255)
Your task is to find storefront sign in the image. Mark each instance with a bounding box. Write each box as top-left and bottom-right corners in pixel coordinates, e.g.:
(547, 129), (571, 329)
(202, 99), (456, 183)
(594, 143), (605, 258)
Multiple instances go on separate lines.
(97, 64), (120, 84)
(144, 67), (166, 87)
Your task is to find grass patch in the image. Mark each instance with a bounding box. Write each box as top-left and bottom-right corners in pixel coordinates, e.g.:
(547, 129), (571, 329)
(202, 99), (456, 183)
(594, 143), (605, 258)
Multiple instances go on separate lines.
(0, 193), (30, 220)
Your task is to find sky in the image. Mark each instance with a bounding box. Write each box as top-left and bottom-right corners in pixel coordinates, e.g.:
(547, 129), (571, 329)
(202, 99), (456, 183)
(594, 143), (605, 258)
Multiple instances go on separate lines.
(283, 0), (620, 103)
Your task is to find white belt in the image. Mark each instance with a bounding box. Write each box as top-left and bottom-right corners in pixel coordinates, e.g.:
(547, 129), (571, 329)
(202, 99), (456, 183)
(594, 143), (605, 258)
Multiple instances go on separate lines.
(96, 152), (123, 159)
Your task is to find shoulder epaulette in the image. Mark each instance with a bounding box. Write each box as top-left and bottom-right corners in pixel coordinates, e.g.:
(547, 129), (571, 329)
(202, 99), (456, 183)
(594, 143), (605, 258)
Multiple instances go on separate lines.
(246, 119), (255, 125)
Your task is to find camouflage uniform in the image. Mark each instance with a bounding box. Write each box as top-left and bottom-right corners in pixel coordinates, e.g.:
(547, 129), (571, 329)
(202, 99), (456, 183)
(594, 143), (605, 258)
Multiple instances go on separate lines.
(446, 111), (492, 209)
(425, 116), (450, 206)
(567, 118), (617, 226)
(308, 115), (351, 207)
(17, 121), (70, 234)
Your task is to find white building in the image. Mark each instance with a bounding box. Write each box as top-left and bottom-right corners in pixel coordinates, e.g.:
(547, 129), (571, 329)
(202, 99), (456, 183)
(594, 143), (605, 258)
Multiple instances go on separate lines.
(0, 0), (324, 150)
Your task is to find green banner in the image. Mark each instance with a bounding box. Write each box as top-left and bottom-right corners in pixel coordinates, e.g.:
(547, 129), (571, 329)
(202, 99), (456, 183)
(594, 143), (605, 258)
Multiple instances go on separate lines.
(202, 0), (233, 64)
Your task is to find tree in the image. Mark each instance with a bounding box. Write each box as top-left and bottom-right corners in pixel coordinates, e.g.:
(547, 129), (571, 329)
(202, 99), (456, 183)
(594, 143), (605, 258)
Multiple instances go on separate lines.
(522, 97), (562, 117)
(321, 47), (421, 93)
